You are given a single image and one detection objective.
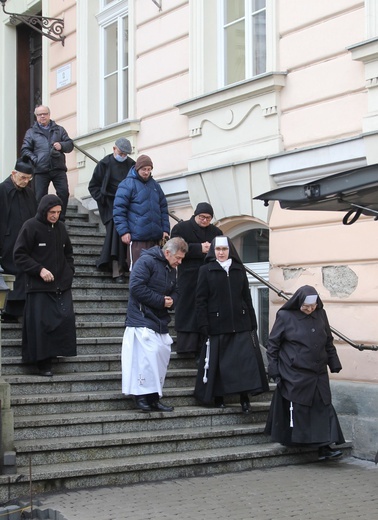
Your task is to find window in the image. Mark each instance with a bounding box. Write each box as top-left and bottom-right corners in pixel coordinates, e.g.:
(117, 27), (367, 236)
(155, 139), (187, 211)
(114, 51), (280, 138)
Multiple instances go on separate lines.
(99, 1), (129, 126)
(220, 0), (267, 86)
(232, 228), (270, 348)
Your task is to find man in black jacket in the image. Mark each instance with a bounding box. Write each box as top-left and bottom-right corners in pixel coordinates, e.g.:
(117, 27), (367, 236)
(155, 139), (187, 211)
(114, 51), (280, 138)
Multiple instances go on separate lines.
(0, 157), (37, 322)
(14, 194), (77, 376)
(88, 138), (135, 282)
(21, 105), (74, 220)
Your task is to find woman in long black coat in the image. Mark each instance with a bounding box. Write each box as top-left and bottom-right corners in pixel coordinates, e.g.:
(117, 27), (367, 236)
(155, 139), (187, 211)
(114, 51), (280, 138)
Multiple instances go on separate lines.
(264, 285), (345, 460)
(194, 236), (268, 412)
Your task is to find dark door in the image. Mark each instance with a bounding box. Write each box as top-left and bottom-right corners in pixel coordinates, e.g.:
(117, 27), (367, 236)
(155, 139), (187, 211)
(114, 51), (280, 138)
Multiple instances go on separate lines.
(16, 22), (42, 154)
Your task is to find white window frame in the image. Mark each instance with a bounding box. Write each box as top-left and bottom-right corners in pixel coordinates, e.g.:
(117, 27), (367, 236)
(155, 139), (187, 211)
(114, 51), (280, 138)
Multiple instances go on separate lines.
(218, 0), (268, 87)
(98, 0), (129, 127)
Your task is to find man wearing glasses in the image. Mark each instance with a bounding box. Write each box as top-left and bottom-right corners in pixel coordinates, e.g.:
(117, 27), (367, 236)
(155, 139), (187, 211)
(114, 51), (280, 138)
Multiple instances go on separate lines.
(171, 202), (223, 358)
(0, 156), (37, 323)
(21, 105), (74, 221)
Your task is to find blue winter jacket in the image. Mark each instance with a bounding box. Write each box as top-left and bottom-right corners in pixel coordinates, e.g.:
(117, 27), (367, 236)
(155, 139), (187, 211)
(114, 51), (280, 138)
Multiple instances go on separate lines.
(126, 246), (178, 333)
(113, 167), (170, 242)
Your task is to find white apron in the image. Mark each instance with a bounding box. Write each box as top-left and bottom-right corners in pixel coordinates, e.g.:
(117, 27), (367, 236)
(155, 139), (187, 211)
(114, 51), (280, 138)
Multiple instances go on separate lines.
(121, 326), (172, 397)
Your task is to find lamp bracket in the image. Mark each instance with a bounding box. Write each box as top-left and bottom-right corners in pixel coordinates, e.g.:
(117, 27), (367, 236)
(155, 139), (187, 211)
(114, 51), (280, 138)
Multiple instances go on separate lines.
(1, 1), (65, 45)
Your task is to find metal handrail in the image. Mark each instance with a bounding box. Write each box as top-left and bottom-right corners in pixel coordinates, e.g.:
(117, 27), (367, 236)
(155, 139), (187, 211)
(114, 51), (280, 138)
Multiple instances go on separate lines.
(244, 265), (378, 352)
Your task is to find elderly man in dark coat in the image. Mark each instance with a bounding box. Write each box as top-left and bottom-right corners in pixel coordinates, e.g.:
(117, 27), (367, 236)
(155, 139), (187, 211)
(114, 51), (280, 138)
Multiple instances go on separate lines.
(88, 138), (135, 282)
(170, 202), (223, 356)
(121, 237), (188, 412)
(14, 194), (77, 376)
(0, 157), (37, 322)
(265, 285), (345, 460)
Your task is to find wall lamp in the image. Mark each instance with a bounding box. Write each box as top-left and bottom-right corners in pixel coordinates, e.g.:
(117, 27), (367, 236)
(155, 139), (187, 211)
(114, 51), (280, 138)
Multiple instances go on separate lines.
(1, 0), (65, 45)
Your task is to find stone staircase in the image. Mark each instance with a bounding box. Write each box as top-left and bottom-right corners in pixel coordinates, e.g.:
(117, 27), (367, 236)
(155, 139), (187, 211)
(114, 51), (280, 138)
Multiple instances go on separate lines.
(0, 202), (351, 503)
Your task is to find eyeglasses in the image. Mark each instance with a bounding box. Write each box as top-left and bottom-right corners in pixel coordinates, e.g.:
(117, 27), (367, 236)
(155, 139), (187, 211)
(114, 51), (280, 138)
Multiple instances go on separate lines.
(197, 215), (212, 221)
(14, 172), (33, 181)
(35, 112), (49, 117)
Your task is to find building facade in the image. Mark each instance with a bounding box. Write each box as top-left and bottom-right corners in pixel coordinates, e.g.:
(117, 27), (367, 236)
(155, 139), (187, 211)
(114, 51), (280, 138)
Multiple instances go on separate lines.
(1, 0), (377, 460)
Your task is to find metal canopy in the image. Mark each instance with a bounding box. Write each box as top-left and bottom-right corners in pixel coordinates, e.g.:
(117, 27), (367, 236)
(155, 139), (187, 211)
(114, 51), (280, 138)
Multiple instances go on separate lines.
(255, 163), (378, 224)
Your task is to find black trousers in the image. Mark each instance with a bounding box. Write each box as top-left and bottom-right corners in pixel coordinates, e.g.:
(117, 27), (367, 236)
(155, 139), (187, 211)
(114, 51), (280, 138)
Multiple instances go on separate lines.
(34, 170), (69, 219)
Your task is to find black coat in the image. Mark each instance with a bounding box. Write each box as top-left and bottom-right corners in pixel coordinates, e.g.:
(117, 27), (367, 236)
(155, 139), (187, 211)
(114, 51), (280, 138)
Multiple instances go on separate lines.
(126, 246), (178, 334)
(13, 195), (75, 293)
(0, 176), (37, 274)
(21, 121), (73, 174)
(267, 287), (342, 407)
(88, 154), (135, 225)
(171, 217), (222, 331)
(196, 260), (257, 336)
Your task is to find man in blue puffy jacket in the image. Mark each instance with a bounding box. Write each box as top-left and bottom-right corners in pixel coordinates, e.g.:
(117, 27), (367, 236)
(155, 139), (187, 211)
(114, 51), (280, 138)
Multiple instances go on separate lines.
(113, 154), (170, 269)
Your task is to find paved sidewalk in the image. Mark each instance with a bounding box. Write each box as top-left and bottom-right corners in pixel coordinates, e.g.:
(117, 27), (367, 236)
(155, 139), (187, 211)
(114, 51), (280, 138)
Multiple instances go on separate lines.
(35, 457), (377, 520)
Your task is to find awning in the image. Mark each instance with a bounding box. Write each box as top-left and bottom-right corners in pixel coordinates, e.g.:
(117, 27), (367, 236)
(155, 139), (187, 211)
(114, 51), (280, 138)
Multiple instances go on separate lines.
(254, 163), (378, 225)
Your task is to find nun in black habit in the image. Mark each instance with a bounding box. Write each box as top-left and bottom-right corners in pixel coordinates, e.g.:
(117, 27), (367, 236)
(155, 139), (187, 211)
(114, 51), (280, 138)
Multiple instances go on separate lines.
(194, 236), (268, 413)
(264, 285), (345, 460)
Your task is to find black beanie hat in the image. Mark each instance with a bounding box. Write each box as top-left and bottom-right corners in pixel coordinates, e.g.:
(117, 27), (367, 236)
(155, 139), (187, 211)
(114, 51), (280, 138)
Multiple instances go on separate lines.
(14, 156), (34, 175)
(194, 202), (214, 217)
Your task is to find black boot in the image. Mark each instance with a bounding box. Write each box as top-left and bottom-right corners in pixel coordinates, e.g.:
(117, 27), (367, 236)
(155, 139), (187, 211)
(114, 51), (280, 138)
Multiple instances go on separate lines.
(214, 396), (225, 408)
(150, 399), (174, 412)
(240, 392), (250, 414)
(37, 358), (53, 377)
(134, 395), (152, 412)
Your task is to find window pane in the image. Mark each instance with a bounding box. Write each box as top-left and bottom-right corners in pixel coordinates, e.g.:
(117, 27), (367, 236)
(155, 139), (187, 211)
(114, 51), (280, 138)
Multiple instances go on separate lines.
(104, 73), (117, 125)
(225, 0), (245, 23)
(123, 22), (129, 67)
(242, 229), (269, 263)
(104, 23), (117, 75)
(225, 20), (245, 84)
(253, 0), (266, 11)
(258, 287), (269, 348)
(253, 10), (266, 75)
(123, 69), (129, 120)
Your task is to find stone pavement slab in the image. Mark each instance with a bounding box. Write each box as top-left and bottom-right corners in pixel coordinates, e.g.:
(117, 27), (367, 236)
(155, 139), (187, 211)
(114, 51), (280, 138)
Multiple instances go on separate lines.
(32, 457), (378, 520)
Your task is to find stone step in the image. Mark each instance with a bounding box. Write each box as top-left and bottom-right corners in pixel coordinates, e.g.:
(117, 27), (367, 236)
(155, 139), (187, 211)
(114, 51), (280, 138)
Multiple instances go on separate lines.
(4, 365), (196, 389)
(9, 387), (201, 416)
(12, 405), (269, 441)
(72, 295), (128, 311)
(0, 442), (352, 502)
(14, 422), (271, 467)
(75, 321), (125, 337)
(0, 338), (190, 361)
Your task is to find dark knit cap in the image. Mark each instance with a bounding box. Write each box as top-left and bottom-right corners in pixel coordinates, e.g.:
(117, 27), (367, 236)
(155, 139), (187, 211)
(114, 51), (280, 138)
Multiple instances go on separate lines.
(194, 202), (214, 217)
(14, 156), (34, 175)
(135, 155), (153, 171)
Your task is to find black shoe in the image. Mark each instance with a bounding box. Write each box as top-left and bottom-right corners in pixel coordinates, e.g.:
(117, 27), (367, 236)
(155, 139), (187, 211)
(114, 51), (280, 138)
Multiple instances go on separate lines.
(318, 446), (343, 460)
(39, 370), (53, 377)
(214, 396), (225, 409)
(1, 313), (19, 324)
(150, 400), (174, 412)
(134, 396), (152, 412)
(241, 401), (250, 414)
(114, 276), (126, 284)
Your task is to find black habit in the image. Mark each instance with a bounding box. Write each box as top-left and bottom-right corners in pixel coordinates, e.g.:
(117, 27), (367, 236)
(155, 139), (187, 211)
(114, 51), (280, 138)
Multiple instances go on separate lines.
(194, 237), (268, 404)
(0, 176), (37, 316)
(170, 216), (223, 353)
(13, 194), (77, 363)
(265, 285), (345, 446)
(88, 154), (135, 272)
